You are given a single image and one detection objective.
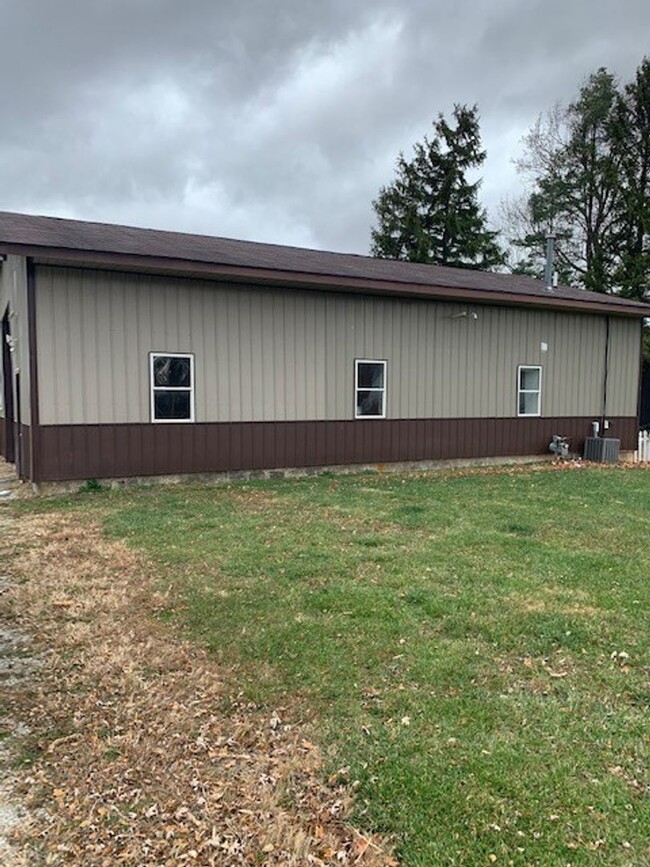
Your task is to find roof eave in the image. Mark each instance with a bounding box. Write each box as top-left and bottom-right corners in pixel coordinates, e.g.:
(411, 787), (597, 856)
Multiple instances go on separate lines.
(3, 242), (649, 318)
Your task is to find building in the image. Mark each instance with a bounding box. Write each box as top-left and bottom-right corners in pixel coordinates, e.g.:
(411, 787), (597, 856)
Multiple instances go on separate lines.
(0, 211), (648, 485)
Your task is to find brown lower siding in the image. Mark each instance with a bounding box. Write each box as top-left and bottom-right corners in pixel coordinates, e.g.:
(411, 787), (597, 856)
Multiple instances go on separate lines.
(2, 423), (31, 480)
(19, 424), (31, 481)
(0, 417), (32, 481)
(33, 416), (638, 483)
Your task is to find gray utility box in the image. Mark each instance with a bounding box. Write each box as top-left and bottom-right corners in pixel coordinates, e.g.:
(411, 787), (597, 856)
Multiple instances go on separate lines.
(583, 437), (620, 463)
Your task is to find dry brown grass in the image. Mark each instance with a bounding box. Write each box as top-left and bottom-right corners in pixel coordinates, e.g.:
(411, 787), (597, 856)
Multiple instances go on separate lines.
(1, 511), (395, 866)
(504, 591), (601, 618)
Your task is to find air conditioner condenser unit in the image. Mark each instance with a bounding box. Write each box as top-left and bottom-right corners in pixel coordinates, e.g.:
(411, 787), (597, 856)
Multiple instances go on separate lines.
(583, 437), (620, 463)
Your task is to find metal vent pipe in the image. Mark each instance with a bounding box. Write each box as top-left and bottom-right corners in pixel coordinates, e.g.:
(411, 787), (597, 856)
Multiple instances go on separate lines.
(544, 234), (555, 291)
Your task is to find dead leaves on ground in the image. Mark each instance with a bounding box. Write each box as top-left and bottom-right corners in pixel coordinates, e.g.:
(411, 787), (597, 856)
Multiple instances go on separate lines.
(1, 512), (395, 866)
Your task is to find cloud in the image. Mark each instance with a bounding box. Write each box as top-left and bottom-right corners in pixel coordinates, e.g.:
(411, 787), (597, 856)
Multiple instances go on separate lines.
(1, 0), (649, 253)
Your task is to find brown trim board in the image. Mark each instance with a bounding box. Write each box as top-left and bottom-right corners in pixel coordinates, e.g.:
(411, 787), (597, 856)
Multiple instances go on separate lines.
(18, 424), (31, 481)
(34, 416), (639, 482)
(26, 258), (39, 481)
(637, 319), (645, 424)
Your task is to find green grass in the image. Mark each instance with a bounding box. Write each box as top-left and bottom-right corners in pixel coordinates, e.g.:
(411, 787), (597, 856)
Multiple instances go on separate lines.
(21, 467), (650, 865)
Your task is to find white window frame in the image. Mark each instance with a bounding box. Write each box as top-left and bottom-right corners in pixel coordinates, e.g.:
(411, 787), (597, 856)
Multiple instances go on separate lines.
(517, 364), (542, 417)
(355, 359), (387, 419)
(150, 352), (195, 423)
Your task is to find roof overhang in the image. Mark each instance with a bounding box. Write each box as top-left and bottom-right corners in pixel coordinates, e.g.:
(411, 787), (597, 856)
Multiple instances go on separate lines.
(2, 242), (650, 318)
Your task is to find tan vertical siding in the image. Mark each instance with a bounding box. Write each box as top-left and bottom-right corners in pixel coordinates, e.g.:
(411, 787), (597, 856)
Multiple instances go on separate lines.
(607, 317), (642, 417)
(34, 265), (641, 426)
(0, 255), (30, 425)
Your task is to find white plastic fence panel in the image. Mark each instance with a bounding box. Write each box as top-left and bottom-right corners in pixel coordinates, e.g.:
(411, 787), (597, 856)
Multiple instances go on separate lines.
(635, 430), (650, 462)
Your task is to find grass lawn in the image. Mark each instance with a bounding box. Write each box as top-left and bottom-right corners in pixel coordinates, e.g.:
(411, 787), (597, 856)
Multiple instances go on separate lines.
(25, 466), (650, 865)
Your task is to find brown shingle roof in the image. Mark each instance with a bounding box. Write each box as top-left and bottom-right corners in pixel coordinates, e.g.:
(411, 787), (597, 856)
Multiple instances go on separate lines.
(1, 210), (649, 316)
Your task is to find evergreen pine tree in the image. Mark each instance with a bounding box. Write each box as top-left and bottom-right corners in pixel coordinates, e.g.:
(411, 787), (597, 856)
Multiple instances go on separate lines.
(371, 105), (504, 270)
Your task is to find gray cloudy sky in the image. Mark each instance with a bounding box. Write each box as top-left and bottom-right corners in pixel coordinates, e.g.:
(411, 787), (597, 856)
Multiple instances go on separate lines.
(1, 0), (649, 253)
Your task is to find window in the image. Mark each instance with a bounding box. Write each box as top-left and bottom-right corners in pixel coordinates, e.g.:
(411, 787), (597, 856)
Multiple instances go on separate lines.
(355, 359), (386, 418)
(150, 353), (195, 422)
(517, 365), (542, 417)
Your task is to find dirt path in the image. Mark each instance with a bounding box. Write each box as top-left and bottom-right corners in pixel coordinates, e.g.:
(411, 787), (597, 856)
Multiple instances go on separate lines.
(0, 507), (394, 866)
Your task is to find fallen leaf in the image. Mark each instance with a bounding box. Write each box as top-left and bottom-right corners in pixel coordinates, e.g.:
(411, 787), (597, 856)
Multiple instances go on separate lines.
(354, 836), (369, 858)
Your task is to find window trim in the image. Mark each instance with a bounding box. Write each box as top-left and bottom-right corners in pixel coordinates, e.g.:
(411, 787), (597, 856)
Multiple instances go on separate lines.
(354, 358), (387, 420)
(517, 364), (542, 418)
(149, 351), (195, 423)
